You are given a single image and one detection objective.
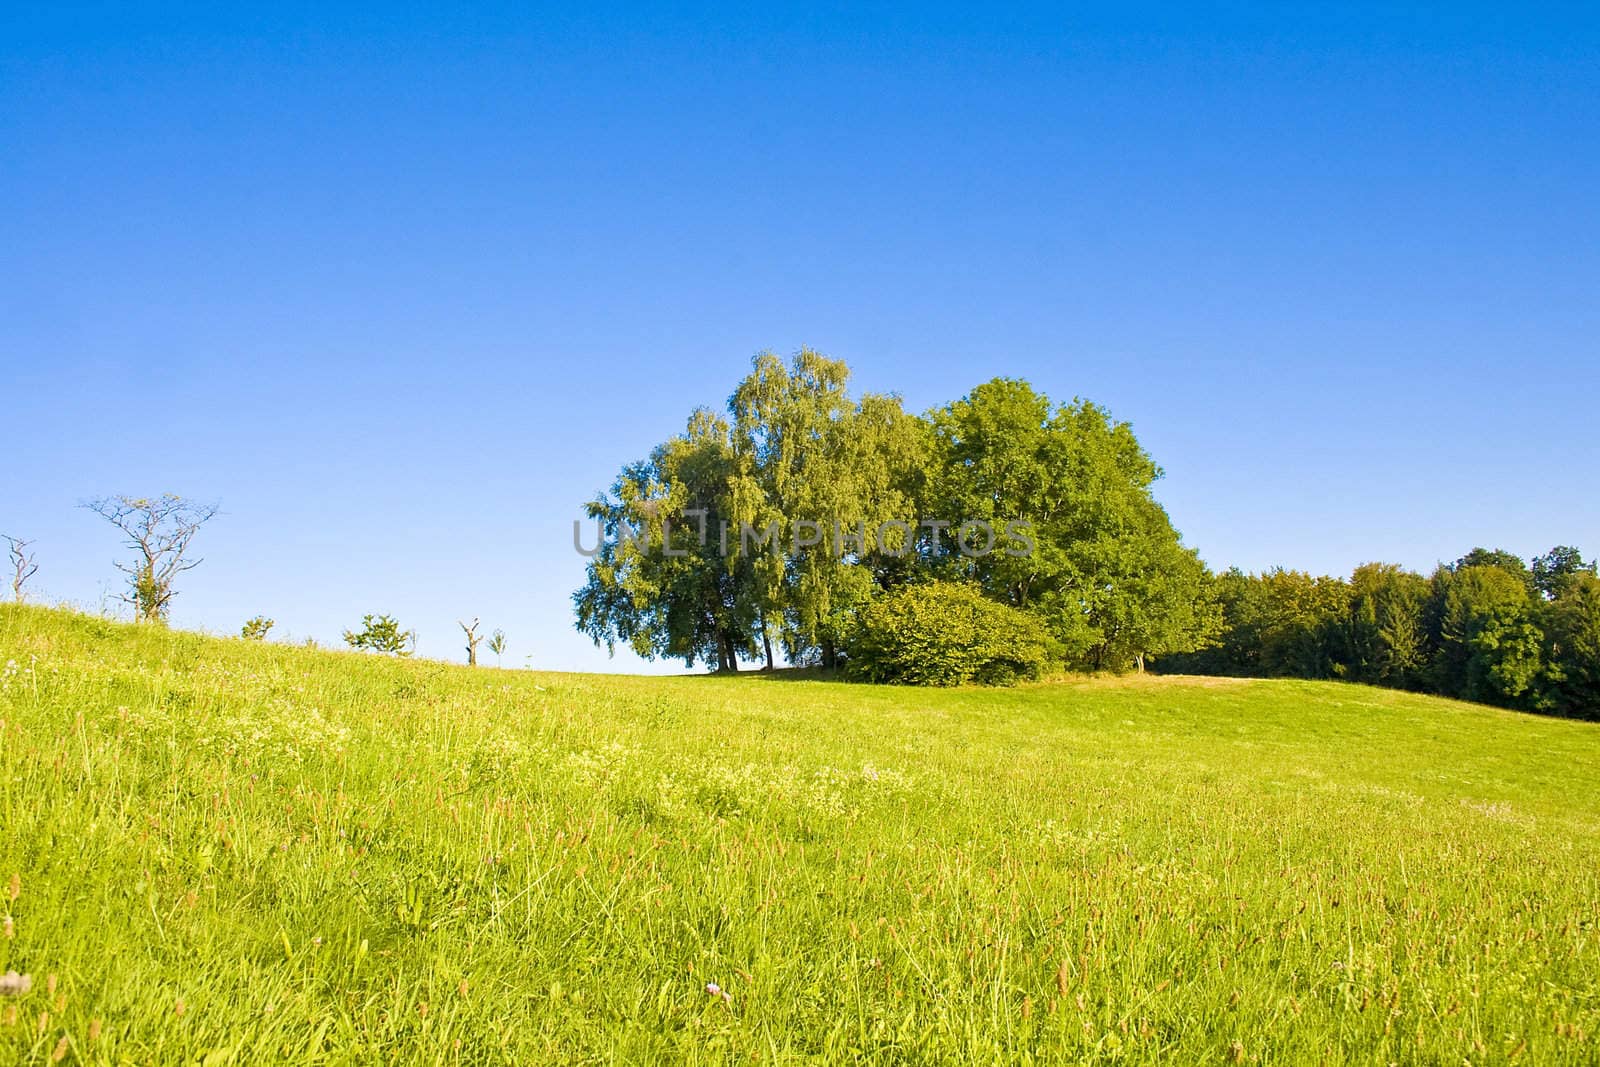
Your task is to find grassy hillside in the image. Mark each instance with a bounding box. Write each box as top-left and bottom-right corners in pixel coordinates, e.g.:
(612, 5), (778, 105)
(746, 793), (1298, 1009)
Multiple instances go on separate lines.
(1, 605), (1597, 1064)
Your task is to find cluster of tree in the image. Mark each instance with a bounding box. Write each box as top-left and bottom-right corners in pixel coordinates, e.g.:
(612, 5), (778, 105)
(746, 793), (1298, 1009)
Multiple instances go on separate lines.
(574, 350), (1217, 679)
(1157, 548), (1600, 718)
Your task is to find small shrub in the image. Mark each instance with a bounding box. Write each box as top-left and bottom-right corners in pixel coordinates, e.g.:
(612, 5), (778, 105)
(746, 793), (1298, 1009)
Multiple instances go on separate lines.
(240, 615), (274, 640)
(343, 613), (416, 656)
(843, 581), (1055, 686)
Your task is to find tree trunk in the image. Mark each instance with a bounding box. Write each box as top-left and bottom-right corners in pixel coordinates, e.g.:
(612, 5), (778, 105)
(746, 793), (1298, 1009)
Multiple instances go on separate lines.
(759, 614), (775, 671)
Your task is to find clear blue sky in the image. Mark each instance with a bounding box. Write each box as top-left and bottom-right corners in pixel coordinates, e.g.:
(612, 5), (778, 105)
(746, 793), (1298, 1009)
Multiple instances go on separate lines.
(3, 5), (1596, 671)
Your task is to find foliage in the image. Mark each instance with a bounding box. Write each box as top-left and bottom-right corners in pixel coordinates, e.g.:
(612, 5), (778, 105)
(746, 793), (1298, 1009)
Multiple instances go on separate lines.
(1428, 564), (1543, 705)
(1538, 572), (1600, 716)
(342, 613), (415, 656)
(927, 379), (1216, 670)
(1342, 563), (1430, 687)
(728, 350), (927, 668)
(239, 615), (274, 640)
(1533, 545), (1596, 600)
(1162, 547), (1599, 719)
(577, 354), (1214, 680)
(842, 581), (1055, 686)
(4, 603), (1600, 1063)
(575, 408), (757, 672)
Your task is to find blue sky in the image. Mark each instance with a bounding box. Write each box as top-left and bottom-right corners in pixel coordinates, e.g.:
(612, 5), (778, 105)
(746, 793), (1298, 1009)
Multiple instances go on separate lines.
(3, 5), (1596, 670)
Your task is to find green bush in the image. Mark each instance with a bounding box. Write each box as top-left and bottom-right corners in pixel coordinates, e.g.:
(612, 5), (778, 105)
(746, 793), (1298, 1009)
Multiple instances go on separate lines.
(843, 581), (1055, 686)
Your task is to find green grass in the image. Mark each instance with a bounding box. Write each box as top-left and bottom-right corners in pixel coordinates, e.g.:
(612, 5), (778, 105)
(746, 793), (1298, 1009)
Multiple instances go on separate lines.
(2, 604), (1598, 1064)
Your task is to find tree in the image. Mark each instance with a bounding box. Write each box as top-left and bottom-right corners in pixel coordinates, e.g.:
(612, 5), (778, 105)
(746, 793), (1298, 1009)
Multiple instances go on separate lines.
(576, 408), (759, 672)
(578, 352), (930, 674)
(728, 349), (927, 669)
(1452, 548), (1534, 593)
(488, 628), (507, 667)
(82, 494), (219, 622)
(1427, 565), (1542, 705)
(1342, 563), (1429, 687)
(1533, 545), (1595, 600)
(929, 379), (1216, 671)
(1536, 572), (1600, 718)
(460, 618), (483, 666)
(343, 614), (415, 656)
(3, 535), (38, 603)
(1157, 568), (1350, 679)
(240, 616), (274, 640)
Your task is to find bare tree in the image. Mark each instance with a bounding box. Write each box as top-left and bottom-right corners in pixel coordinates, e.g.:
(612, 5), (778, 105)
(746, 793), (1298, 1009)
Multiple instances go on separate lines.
(82, 495), (219, 622)
(460, 617), (483, 667)
(3, 536), (38, 602)
(4, 536), (38, 603)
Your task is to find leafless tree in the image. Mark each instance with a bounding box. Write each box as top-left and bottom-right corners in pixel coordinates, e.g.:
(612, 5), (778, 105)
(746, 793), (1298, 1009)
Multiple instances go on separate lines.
(460, 617), (483, 667)
(3, 536), (38, 602)
(82, 494), (219, 622)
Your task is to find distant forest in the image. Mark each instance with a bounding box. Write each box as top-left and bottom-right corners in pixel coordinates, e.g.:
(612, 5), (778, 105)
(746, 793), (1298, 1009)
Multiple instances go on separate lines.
(1158, 549), (1598, 719)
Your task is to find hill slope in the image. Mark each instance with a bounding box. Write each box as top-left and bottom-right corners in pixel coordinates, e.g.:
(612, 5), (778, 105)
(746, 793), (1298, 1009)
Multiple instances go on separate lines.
(1, 605), (1597, 1063)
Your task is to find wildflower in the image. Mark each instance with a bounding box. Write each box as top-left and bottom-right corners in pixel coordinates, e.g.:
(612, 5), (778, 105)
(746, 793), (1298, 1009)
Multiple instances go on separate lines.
(88, 1018), (102, 1043)
(0, 971), (31, 997)
(174, 997), (185, 1018)
(705, 982), (732, 1005)
(2, 916), (12, 939)
(51, 1035), (68, 1062)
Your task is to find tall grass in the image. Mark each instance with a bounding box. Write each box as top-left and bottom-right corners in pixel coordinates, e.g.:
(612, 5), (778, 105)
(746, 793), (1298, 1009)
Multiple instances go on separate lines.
(1, 603), (1597, 1063)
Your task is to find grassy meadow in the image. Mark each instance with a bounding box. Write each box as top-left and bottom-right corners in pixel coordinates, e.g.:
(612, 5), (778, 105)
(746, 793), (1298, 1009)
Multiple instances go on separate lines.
(2, 603), (1598, 1064)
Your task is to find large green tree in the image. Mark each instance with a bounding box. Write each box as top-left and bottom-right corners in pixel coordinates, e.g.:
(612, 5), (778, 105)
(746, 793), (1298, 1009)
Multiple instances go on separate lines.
(574, 409), (760, 672)
(1426, 564), (1543, 705)
(728, 350), (926, 668)
(928, 378), (1215, 670)
(1536, 571), (1600, 717)
(1342, 563), (1429, 688)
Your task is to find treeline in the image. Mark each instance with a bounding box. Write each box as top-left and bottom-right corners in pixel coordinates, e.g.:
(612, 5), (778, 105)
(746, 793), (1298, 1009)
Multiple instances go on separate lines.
(1157, 549), (1599, 718)
(575, 350), (1214, 682)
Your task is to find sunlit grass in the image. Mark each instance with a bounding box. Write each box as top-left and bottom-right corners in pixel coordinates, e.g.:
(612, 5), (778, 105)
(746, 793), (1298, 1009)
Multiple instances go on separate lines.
(1, 603), (1597, 1063)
